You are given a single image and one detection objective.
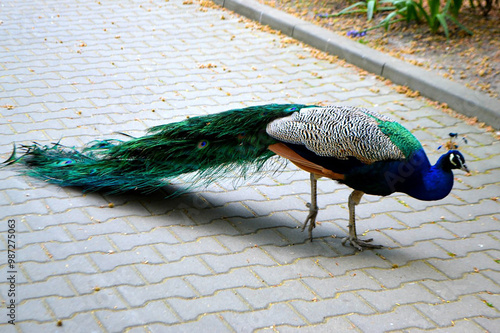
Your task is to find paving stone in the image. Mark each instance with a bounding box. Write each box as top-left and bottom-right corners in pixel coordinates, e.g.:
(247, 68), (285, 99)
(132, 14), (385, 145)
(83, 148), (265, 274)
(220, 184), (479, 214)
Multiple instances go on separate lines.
(66, 218), (136, 241)
(135, 256), (213, 284)
(46, 290), (128, 319)
(24, 208), (92, 230)
(18, 312), (103, 333)
(365, 260), (447, 289)
(95, 300), (179, 332)
(291, 292), (375, 323)
(251, 258), (332, 286)
(15, 276), (76, 303)
(427, 251), (499, 279)
(89, 245), (165, 272)
(215, 228), (292, 252)
(421, 272), (500, 302)
(185, 267), (266, 296)
(302, 271), (383, 299)
(414, 295), (499, 327)
(23, 254), (98, 282)
(145, 314), (231, 333)
(406, 319), (492, 333)
(374, 241), (452, 266)
(222, 303), (306, 331)
(236, 279), (316, 309)
(201, 246), (276, 273)
(67, 265), (145, 295)
(107, 228), (179, 251)
(44, 235), (115, 260)
(168, 289), (250, 321)
(357, 282), (441, 312)
(473, 317), (500, 333)
(315, 250), (393, 276)
(380, 223), (458, 247)
(154, 237), (229, 262)
(266, 315), (356, 333)
(432, 232), (500, 257)
(260, 239), (341, 264)
(117, 278), (197, 307)
(15, 298), (54, 322)
(348, 304), (435, 332)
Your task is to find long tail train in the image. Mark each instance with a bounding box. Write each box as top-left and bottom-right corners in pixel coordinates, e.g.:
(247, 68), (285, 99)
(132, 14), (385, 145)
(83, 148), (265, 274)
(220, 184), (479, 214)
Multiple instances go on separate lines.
(4, 104), (311, 194)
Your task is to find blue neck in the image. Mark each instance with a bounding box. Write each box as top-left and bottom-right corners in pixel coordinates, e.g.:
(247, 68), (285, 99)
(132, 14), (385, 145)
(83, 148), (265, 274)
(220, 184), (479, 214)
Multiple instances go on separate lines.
(397, 150), (454, 201)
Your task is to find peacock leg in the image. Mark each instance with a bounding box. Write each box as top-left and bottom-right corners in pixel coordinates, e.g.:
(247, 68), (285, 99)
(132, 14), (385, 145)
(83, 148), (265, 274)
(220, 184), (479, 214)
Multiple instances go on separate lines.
(302, 173), (318, 241)
(341, 190), (382, 251)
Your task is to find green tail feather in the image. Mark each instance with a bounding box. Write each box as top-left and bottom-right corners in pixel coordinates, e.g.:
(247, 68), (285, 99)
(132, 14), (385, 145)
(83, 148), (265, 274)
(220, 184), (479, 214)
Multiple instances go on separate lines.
(6, 104), (314, 194)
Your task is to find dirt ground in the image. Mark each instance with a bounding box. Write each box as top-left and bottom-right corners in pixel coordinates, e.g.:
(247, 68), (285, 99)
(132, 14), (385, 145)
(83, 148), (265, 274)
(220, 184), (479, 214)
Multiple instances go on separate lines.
(259, 0), (500, 99)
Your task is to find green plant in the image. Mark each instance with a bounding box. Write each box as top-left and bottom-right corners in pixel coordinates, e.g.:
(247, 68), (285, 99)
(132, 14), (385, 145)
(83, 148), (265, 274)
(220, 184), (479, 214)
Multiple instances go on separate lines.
(326, 0), (473, 38)
(379, 0), (472, 38)
(334, 0), (396, 21)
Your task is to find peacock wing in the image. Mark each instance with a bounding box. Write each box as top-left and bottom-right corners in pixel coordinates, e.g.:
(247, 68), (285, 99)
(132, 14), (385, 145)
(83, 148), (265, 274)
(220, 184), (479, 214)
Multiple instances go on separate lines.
(266, 106), (422, 164)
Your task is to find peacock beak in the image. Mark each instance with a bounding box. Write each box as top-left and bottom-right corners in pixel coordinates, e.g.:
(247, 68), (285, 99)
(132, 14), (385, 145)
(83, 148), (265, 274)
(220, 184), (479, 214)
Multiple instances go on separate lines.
(461, 164), (470, 173)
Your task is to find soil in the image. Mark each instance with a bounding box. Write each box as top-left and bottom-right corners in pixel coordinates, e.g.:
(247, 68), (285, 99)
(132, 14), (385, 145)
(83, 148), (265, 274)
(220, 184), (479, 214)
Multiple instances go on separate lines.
(258, 0), (500, 99)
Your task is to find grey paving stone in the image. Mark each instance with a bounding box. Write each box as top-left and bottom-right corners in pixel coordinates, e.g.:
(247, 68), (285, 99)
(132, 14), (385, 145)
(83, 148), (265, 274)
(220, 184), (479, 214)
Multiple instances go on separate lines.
(427, 251), (499, 279)
(302, 271), (383, 299)
(405, 319), (493, 333)
(18, 312), (103, 333)
(421, 272), (500, 301)
(222, 302), (306, 331)
(201, 246), (276, 273)
(291, 292), (375, 323)
(365, 260), (447, 289)
(315, 250), (393, 276)
(94, 300), (179, 332)
(67, 266), (145, 295)
(15, 276), (76, 302)
(66, 218), (136, 241)
(117, 277), (197, 307)
(23, 254), (99, 282)
(260, 240), (340, 265)
(185, 267), (266, 296)
(215, 228), (292, 252)
(357, 282), (441, 312)
(135, 256), (213, 284)
(380, 223), (458, 247)
(264, 315), (356, 332)
(432, 232), (500, 257)
(45, 290), (128, 319)
(15, 298), (54, 322)
(414, 295), (499, 327)
(348, 304), (435, 332)
(473, 317), (500, 333)
(89, 245), (165, 272)
(144, 314), (232, 333)
(107, 228), (179, 252)
(251, 258), (332, 286)
(168, 289), (250, 321)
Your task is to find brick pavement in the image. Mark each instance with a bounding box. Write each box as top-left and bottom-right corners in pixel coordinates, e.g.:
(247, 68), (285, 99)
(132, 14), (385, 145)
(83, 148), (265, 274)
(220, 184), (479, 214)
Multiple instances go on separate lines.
(0, 0), (499, 332)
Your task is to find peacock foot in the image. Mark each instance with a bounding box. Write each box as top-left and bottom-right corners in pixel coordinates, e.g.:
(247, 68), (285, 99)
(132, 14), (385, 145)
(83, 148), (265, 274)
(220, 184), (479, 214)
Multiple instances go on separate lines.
(341, 235), (382, 251)
(302, 203), (318, 241)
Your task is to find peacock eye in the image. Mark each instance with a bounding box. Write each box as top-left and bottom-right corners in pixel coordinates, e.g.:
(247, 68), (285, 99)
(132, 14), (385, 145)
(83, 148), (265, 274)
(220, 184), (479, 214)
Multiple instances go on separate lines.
(197, 140), (208, 149)
(289, 107), (297, 111)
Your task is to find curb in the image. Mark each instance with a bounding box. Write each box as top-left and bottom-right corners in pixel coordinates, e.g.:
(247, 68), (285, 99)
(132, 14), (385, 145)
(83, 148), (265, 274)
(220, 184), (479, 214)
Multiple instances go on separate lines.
(212, 0), (500, 129)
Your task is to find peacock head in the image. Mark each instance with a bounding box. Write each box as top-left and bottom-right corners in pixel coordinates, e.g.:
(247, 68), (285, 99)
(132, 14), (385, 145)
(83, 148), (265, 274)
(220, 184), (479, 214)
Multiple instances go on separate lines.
(443, 150), (469, 173)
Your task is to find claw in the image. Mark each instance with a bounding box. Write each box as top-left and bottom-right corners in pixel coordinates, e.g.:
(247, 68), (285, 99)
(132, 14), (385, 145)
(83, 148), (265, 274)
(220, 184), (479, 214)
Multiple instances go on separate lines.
(341, 236), (382, 251)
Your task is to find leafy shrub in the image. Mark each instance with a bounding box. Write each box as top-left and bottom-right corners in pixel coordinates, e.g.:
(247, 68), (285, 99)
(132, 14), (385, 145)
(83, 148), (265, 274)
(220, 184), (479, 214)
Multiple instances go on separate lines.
(324, 0), (473, 38)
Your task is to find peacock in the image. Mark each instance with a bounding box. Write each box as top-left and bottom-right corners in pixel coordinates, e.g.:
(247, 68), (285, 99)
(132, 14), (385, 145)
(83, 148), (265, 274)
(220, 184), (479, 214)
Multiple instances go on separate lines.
(4, 104), (469, 250)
